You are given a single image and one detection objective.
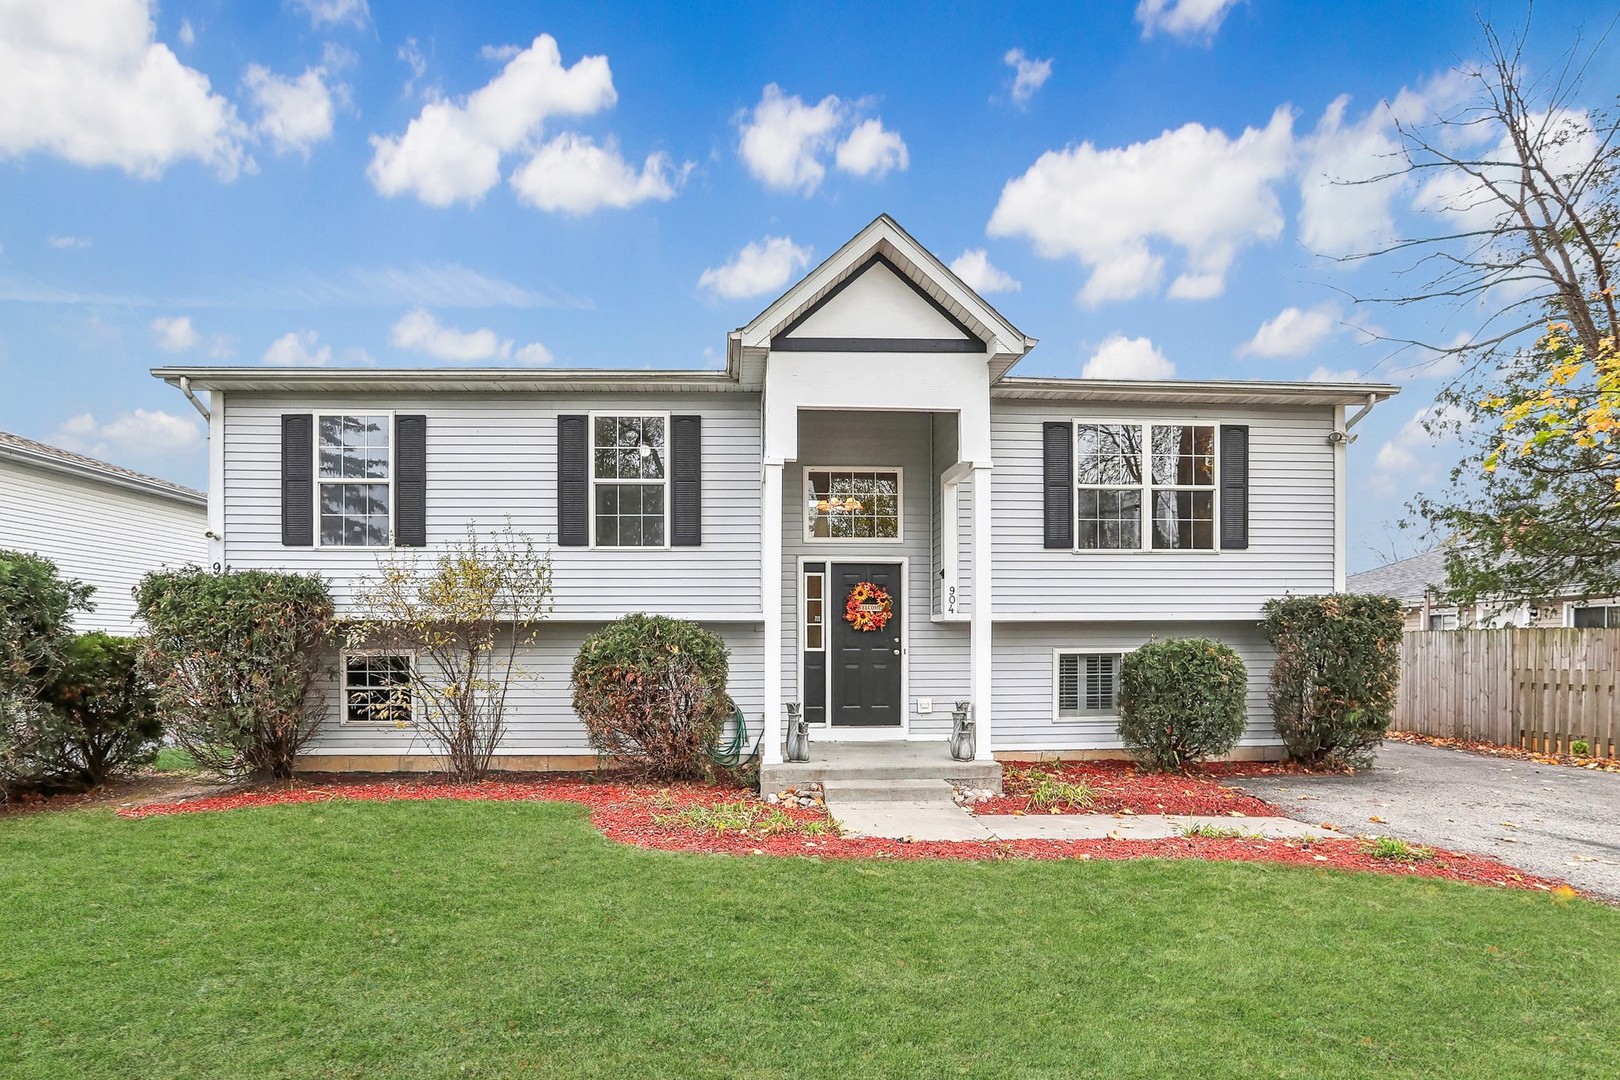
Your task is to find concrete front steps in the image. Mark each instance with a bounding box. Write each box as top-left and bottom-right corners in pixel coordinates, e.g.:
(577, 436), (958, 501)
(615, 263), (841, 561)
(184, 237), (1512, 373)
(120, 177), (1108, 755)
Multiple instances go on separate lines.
(760, 741), (1002, 795)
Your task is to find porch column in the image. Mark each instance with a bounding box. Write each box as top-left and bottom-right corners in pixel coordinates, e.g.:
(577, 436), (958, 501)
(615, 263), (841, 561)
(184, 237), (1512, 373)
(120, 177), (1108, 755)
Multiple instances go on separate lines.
(970, 462), (993, 761)
(761, 460), (784, 764)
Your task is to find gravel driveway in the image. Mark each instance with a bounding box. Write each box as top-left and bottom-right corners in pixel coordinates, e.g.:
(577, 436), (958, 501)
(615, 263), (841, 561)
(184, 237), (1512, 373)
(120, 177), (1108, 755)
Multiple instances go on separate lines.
(1233, 742), (1620, 900)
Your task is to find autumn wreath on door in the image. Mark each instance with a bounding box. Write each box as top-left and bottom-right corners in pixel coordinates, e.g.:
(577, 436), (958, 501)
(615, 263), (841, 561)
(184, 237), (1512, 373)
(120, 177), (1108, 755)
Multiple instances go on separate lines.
(844, 581), (894, 632)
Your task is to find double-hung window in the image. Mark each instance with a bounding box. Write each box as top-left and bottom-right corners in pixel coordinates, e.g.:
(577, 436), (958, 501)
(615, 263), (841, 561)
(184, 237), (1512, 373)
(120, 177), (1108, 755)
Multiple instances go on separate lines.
(592, 414), (667, 547)
(1073, 422), (1216, 551)
(318, 415), (391, 547)
(1571, 603), (1620, 628)
(1056, 651), (1123, 719)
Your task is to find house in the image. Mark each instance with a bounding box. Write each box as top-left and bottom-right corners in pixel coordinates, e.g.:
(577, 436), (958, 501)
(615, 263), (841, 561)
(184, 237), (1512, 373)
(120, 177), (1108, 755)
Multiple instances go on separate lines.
(152, 215), (1397, 772)
(0, 430), (207, 635)
(1348, 547), (1619, 630)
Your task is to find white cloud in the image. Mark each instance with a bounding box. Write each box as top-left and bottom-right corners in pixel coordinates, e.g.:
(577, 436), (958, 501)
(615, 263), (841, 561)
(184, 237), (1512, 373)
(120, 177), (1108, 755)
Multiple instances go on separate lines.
(834, 117), (908, 179)
(47, 234), (92, 250)
(151, 314), (232, 357)
(949, 249), (1020, 294)
(177, 17), (195, 46)
(698, 236), (813, 301)
(388, 308), (550, 364)
(244, 64), (339, 157)
(988, 107), (1293, 307)
(367, 34), (618, 207)
(264, 329), (332, 367)
(508, 133), (682, 215)
(1372, 403), (1469, 491)
(1237, 303), (1341, 358)
(1307, 366), (1362, 383)
(397, 37), (428, 97)
(54, 408), (202, 459)
(1298, 73), (1479, 258)
(151, 315), (199, 351)
(736, 84), (905, 194)
(1003, 48), (1052, 105)
(737, 84), (844, 194)
(1135, 0), (1242, 42)
(1081, 334), (1176, 379)
(0, 0), (246, 179)
(290, 0), (370, 30)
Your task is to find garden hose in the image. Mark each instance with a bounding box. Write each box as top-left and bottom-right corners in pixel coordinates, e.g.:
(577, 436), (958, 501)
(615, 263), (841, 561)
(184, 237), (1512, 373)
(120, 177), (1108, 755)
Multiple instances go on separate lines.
(705, 698), (763, 768)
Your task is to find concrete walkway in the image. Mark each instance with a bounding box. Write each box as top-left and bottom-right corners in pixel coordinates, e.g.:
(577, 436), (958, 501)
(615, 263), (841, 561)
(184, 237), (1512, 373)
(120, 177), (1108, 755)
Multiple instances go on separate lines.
(830, 801), (1331, 842)
(1233, 741), (1620, 899)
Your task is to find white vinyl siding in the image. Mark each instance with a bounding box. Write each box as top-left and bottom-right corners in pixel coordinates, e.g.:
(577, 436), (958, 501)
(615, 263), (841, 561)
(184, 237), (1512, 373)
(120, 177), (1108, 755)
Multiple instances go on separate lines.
(995, 621), (1279, 752)
(0, 458), (206, 634)
(991, 400), (1338, 619)
(305, 622), (763, 756)
(220, 392), (762, 615)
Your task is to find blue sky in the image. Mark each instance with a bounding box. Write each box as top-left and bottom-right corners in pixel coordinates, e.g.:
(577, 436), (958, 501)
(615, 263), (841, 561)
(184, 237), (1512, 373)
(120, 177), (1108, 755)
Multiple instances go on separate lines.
(2, 0), (1615, 570)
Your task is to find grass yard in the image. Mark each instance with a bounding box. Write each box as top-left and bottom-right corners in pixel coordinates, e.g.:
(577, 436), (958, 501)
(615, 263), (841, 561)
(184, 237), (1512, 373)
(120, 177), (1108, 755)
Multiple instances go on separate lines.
(3, 800), (1617, 1079)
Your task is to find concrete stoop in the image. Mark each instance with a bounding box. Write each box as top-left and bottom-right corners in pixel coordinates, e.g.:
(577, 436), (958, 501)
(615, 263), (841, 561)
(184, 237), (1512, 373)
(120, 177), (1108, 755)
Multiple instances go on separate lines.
(759, 742), (1002, 795)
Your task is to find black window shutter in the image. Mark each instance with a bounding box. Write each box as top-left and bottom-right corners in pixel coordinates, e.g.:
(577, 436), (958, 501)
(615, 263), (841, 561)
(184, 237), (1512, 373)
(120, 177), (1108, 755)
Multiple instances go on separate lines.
(557, 414), (589, 547)
(671, 414), (702, 547)
(281, 414), (313, 547)
(1220, 424), (1250, 550)
(1042, 421), (1073, 550)
(394, 415), (427, 547)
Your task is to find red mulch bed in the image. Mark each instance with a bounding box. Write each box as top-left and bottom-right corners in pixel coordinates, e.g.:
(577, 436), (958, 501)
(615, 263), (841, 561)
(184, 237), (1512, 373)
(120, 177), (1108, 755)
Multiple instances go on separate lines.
(973, 759), (1287, 817)
(1389, 731), (1620, 773)
(111, 774), (1576, 895)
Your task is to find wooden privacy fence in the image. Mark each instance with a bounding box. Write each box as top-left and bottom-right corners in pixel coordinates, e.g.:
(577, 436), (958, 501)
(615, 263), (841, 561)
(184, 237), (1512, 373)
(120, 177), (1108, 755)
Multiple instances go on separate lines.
(1395, 628), (1620, 756)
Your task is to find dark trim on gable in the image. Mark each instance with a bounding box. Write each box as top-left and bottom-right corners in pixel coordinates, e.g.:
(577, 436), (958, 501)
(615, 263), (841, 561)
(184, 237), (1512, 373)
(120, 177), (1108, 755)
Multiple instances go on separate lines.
(770, 337), (985, 353)
(769, 253), (986, 352)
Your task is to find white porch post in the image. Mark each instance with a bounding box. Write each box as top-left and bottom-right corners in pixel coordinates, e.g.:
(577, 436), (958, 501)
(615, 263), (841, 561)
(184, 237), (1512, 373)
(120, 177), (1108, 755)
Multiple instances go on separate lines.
(761, 460), (784, 764)
(970, 462), (993, 760)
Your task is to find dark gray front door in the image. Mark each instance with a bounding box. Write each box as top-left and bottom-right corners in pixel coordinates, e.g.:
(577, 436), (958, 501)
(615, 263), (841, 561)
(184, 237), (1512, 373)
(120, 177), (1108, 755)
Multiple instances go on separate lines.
(830, 562), (902, 727)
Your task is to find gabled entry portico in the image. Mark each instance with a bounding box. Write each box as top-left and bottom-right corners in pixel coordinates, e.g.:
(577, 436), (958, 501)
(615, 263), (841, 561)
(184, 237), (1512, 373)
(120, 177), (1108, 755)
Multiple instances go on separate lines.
(729, 215), (1035, 766)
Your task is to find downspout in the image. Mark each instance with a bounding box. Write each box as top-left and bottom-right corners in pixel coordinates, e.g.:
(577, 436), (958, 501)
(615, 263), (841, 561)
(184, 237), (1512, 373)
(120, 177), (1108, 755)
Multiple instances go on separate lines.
(175, 376), (211, 421)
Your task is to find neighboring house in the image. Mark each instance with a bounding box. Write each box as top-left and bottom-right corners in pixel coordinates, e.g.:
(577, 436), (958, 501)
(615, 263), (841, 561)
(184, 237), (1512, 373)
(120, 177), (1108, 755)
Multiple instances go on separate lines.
(0, 430), (207, 635)
(1347, 547), (1619, 630)
(153, 215), (1398, 771)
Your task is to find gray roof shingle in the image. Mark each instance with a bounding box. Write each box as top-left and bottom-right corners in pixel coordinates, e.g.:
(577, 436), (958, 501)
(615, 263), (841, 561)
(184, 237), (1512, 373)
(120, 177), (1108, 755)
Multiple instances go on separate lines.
(1346, 548), (1449, 604)
(0, 430), (204, 506)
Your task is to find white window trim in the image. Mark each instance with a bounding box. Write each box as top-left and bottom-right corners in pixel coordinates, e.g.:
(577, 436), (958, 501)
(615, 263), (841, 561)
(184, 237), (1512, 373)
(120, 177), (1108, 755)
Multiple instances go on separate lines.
(587, 410), (672, 551)
(1051, 647), (1134, 723)
(339, 650), (417, 727)
(1070, 419), (1221, 555)
(802, 464), (906, 545)
(314, 411), (396, 550)
(802, 566), (826, 653)
(1565, 600), (1620, 628)
(940, 471), (962, 614)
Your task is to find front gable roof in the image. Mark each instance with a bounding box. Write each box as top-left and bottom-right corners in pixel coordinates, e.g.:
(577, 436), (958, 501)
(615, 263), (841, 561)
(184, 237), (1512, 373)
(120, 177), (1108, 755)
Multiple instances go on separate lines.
(730, 215), (1035, 379)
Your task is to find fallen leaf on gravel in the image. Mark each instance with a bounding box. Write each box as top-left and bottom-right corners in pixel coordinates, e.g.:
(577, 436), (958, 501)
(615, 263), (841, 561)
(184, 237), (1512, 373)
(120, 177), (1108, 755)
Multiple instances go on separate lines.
(1369, 815), (1385, 823)
(1501, 821), (1516, 828)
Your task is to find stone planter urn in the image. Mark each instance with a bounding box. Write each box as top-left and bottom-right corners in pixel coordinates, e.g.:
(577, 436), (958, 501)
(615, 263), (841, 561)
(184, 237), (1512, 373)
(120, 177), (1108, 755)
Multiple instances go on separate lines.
(785, 703), (810, 762)
(949, 700), (975, 761)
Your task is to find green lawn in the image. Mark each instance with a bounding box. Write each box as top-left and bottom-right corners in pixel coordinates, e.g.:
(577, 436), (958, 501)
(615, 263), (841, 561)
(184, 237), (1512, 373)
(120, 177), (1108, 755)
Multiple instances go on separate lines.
(150, 747), (199, 773)
(3, 801), (1616, 1079)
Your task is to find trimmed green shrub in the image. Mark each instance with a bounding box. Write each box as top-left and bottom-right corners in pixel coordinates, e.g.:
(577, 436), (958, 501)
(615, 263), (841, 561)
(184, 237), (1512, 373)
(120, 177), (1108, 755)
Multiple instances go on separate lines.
(1117, 637), (1249, 770)
(137, 568), (334, 780)
(27, 633), (162, 786)
(1262, 593), (1403, 769)
(572, 614), (730, 780)
(0, 550), (94, 797)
